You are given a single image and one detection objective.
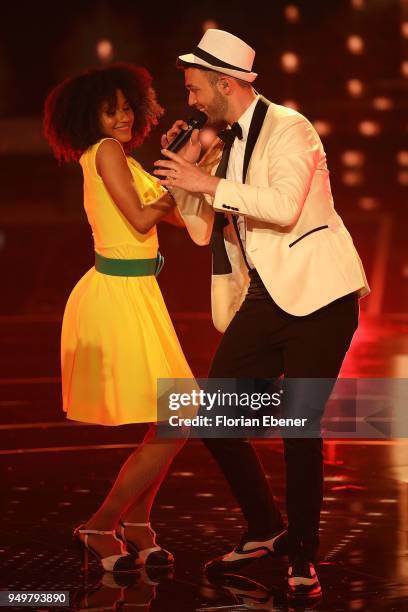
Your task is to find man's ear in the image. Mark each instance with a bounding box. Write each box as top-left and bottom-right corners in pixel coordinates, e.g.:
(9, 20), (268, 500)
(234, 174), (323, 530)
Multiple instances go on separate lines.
(218, 77), (231, 93)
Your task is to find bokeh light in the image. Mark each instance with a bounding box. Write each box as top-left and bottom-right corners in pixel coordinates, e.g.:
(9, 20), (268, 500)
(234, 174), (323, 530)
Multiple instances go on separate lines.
(342, 171), (364, 186)
(96, 39), (113, 63)
(351, 0), (365, 9)
(282, 99), (299, 110)
(347, 35), (364, 54)
(202, 19), (219, 32)
(342, 151), (365, 167)
(358, 197), (380, 211)
(372, 97), (393, 111)
(359, 120), (381, 136)
(397, 171), (408, 186)
(347, 79), (364, 97)
(284, 5), (300, 23)
(396, 151), (408, 166)
(313, 120), (332, 136)
(281, 52), (300, 73)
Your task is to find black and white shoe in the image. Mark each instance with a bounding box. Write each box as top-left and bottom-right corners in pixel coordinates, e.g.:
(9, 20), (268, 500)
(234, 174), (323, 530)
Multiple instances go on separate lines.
(204, 528), (287, 575)
(287, 557), (322, 599)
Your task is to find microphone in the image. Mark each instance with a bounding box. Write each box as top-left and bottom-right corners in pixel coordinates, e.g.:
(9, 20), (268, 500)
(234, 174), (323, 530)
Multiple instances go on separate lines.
(166, 110), (208, 153)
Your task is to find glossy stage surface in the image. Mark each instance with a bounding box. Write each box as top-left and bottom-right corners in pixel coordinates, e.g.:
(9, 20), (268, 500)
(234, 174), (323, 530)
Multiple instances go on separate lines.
(1, 311), (408, 611)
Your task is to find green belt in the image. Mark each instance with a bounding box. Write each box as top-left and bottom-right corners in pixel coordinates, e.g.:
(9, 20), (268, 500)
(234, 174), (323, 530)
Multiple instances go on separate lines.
(95, 252), (164, 277)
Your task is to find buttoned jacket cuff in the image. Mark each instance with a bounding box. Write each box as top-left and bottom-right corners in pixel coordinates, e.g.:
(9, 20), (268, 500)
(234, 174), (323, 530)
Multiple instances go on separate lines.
(213, 179), (240, 213)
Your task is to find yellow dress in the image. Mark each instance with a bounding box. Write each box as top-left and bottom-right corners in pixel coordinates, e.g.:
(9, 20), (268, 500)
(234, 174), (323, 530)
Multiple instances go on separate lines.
(61, 137), (193, 425)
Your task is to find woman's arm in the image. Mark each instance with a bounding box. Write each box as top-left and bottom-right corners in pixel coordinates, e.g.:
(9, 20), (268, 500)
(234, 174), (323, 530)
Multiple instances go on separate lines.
(96, 138), (175, 234)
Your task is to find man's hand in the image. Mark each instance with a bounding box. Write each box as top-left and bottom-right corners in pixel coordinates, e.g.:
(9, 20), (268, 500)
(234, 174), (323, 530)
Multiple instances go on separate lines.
(161, 121), (202, 164)
(154, 149), (220, 196)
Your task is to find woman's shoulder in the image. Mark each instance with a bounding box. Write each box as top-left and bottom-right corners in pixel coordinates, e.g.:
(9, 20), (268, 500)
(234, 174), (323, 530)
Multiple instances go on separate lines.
(83, 137), (124, 159)
(81, 138), (128, 174)
(80, 139), (126, 181)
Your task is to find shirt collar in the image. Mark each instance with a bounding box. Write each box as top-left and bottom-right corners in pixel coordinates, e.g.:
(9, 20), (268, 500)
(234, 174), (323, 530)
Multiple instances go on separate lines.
(235, 94), (260, 142)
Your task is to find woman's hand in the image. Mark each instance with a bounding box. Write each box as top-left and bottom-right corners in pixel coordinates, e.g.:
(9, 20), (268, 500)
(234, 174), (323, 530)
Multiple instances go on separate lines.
(154, 149), (220, 196)
(161, 121), (202, 164)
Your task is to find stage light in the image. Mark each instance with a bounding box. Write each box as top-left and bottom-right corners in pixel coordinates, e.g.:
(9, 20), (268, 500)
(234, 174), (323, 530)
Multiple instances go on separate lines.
(282, 99), (299, 110)
(372, 96), (393, 111)
(347, 35), (364, 55)
(347, 79), (364, 97)
(284, 4), (300, 23)
(398, 170), (408, 186)
(281, 52), (300, 73)
(342, 171), (363, 186)
(342, 150), (365, 167)
(358, 197), (379, 211)
(351, 0), (365, 8)
(396, 150), (408, 166)
(402, 61), (408, 78)
(96, 39), (113, 63)
(401, 22), (408, 38)
(358, 120), (381, 136)
(351, 581), (365, 588)
(313, 120), (332, 136)
(202, 19), (218, 32)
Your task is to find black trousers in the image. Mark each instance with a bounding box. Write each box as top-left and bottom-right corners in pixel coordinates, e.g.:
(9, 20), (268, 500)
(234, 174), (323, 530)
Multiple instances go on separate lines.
(203, 270), (359, 561)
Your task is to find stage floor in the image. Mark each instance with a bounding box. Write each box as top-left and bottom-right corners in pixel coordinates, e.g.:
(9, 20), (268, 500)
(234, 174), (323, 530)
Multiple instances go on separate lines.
(1, 314), (408, 611)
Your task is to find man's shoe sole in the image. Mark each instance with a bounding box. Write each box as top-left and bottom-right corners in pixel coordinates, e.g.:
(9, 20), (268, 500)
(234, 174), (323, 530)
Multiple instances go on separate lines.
(204, 549), (280, 575)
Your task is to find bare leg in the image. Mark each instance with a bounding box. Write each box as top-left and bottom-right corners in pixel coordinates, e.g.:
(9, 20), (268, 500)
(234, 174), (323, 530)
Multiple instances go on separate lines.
(118, 458), (176, 550)
(81, 424), (187, 558)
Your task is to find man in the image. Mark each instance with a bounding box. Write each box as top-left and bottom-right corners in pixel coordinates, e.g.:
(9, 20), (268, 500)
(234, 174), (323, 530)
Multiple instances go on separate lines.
(154, 29), (369, 599)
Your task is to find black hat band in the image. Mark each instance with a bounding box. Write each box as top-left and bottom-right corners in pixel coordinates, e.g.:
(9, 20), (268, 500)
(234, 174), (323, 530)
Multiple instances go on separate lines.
(193, 46), (252, 73)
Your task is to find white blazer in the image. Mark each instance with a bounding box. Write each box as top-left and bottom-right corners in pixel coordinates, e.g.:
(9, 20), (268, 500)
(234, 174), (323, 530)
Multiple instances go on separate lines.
(172, 98), (369, 333)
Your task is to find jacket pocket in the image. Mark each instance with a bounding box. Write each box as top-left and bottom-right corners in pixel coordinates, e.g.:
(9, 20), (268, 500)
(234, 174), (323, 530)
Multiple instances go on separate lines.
(288, 225), (329, 248)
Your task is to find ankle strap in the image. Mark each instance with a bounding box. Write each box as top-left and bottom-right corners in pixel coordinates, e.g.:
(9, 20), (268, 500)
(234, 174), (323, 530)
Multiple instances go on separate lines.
(78, 528), (116, 536)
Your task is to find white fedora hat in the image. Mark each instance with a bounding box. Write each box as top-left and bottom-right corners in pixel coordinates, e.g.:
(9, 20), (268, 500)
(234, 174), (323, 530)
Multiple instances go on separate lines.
(178, 29), (257, 83)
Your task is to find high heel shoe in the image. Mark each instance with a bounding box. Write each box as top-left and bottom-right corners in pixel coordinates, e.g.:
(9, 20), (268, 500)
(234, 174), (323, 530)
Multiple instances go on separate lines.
(73, 524), (141, 573)
(116, 521), (174, 567)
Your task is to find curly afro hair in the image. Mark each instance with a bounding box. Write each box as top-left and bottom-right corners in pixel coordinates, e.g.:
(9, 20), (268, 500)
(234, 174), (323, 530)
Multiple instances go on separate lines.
(43, 63), (164, 162)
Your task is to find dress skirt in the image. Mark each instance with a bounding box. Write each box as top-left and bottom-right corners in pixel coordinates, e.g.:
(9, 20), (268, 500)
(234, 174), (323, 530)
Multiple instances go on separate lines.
(61, 266), (193, 425)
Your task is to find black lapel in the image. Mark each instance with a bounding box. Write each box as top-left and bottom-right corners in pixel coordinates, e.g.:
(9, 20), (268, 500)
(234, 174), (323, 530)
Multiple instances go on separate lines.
(243, 96), (271, 183)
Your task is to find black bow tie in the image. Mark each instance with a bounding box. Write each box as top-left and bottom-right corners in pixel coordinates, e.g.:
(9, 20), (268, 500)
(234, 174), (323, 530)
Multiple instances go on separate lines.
(218, 122), (243, 145)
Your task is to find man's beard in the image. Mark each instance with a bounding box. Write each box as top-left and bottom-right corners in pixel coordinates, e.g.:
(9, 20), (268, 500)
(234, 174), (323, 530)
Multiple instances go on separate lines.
(204, 90), (228, 130)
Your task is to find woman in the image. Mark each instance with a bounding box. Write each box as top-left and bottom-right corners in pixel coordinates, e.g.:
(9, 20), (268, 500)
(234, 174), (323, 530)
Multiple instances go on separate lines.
(44, 63), (192, 573)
